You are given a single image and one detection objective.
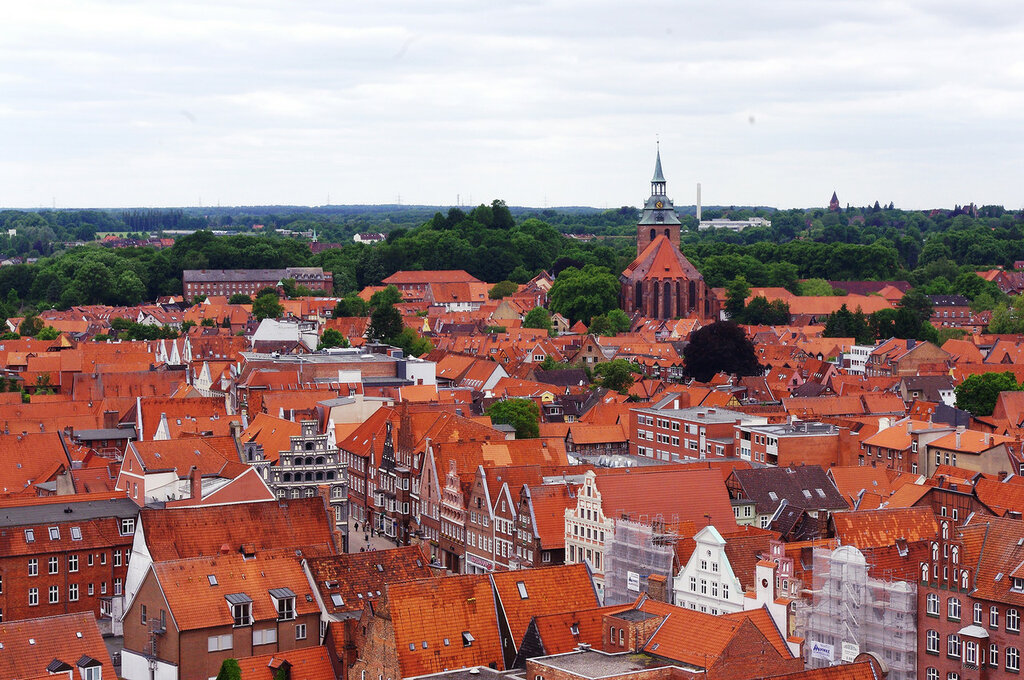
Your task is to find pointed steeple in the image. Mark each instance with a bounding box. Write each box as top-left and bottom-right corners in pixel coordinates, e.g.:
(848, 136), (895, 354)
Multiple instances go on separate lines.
(652, 144), (666, 184)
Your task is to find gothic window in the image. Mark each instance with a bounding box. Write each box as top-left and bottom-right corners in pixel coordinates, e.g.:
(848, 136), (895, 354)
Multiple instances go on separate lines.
(650, 228), (656, 242)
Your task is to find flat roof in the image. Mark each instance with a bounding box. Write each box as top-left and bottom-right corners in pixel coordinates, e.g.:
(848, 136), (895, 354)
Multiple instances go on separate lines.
(530, 650), (692, 679)
(633, 406), (751, 424)
(739, 422), (838, 437)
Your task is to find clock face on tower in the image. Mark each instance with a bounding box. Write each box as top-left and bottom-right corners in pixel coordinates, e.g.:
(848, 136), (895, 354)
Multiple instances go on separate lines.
(655, 201), (663, 209)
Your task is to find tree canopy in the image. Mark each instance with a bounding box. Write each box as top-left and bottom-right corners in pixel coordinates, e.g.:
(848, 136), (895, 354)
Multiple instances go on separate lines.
(548, 265), (620, 324)
(486, 398), (540, 439)
(954, 372), (1022, 417)
(682, 321), (763, 383)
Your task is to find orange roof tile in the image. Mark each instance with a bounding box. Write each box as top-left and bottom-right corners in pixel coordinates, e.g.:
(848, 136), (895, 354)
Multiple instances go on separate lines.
(154, 549), (319, 631)
(831, 507), (938, 549)
(388, 574), (504, 676)
(0, 612), (115, 680)
(492, 564), (598, 648)
(234, 645), (335, 680)
(306, 546), (435, 617)
(139, 497), (337, 561)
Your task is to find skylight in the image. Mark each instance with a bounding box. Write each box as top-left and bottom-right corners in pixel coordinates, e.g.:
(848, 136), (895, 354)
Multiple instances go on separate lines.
(208, 575), (218, 586)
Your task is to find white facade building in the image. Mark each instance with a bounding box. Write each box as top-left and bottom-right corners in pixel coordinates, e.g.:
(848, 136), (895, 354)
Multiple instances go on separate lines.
(673, 526), (745, 615)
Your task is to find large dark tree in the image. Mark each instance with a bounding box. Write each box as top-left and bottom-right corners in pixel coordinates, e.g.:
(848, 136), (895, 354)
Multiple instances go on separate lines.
(682, 321), (763, 383)
(954, 372), (1021, 417)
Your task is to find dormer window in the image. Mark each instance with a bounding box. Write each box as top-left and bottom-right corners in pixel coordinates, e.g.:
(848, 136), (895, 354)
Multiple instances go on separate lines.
(120, 518), (135, 536)
(1012, 578), (1024, 593)
(270, 588), (296, 620)
(462, 631), (474, 647)
(226, 594), (253, 626)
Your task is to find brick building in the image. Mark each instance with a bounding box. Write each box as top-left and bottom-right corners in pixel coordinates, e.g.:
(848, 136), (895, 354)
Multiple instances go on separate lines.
(917, 515), (1024, 680)
(183, 267), (333, 298)
(0, 494), (137, 632)
(121, 549), (320, 680)
(630, 404), (764, 461)
(620, 150), (717, 322)
(734, 420), (859, 468)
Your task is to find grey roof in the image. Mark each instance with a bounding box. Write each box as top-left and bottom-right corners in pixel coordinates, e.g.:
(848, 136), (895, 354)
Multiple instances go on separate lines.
(72, 427), (136, 440)
(652, 150), (666, 183)
(225, 592), (253, 605)
(0, 497), (139, 528)
(635, 404), (751, 424)
(268, 587), (296, 599)
(928, 294), (970, 306)
(730, 465), (849, 515)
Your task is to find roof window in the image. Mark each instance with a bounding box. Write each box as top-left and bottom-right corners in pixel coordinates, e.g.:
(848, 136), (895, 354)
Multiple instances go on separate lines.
(462, 632), (475, 647)
(70, 527), (82, 541)
(48, 526), (60, 540)
(208, 575), (218, 586)
(331, 594), (344, 607)
(516, 581), (529, 599)
(24, 529), (34, 543)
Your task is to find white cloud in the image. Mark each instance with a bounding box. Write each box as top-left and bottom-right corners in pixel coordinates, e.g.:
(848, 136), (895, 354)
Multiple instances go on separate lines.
(0, 0), (1022, 209)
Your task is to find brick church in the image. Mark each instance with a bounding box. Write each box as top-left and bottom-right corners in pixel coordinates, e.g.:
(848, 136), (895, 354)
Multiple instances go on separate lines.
(619, 149), (717, 321)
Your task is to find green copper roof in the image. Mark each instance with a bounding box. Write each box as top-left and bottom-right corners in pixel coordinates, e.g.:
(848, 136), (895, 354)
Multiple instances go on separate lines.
(652, 148), (666, 183)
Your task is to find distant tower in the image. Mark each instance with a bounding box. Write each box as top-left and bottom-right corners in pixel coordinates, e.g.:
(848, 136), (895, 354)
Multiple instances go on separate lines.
(636, 146), (682, 256)
(696, 182), (702, 222)
(829, 191), (840, 212)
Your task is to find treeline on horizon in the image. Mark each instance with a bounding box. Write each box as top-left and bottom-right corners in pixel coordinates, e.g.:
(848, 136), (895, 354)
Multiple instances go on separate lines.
(0, 200), (1021, 319)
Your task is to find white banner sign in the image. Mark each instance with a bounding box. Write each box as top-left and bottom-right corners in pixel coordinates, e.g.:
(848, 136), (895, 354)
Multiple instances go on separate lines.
(810, 642), (835, 662)
(627, 571), (641, 592)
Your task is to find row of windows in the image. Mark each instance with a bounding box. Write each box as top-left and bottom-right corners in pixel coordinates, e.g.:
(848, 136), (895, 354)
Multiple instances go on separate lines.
(26, 550), (125, 576)
(925, 638), (1020, 671)
(925, 595), (1020, 631)
(25, 580), (120, 606)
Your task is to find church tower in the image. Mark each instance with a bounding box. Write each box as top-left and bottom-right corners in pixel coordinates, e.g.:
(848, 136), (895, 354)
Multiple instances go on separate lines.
(636, 146), (682, 256)
(620, 148), (716, 322)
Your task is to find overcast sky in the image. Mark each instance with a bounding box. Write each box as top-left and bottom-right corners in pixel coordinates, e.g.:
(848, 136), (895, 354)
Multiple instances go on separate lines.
(2, 1), (1022, 211)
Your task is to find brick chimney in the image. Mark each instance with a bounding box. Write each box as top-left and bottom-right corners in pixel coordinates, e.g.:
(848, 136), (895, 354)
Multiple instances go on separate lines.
(188, 465), (202, 500)
(646, 574), (669, 603)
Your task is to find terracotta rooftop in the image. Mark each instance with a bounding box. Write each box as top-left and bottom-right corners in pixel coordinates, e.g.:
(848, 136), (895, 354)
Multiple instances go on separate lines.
(140, 497), (337, 562)
(0, 612), (115, 680)
(831, 506), (938, 549)
(306, 545), (435, 617)
(492, 564), (598, 650)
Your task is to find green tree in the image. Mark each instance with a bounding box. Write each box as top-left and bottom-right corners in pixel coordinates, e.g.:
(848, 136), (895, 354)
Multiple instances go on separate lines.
(587, 314), (615, 336)
(606, 308), (631, 334)
(548, 265), (620, 324)
(317, 328), (350, 350)
(334, 294), (368, 318)
(391, 326), (433, 357)
(955, 372), (1022, 416)
(367, 303), (403, 342)
(488, 280), (518, 299)
(486, 398), (540, 439)
(19, 315), (43, 337)
(36, 326), (59, 341)
(725, 276), (750, 321)
(682, 321), (763, 383)
(798, 278), (841, 296)
(593, 359), (637, 394)
(252, 293), (284, 321)
(523, 307), (553, 335)
(369, 285), (402, 309)
(228, 293), (252, 305)
(216, 658), (242, 680)
(34, 373), (55, 395)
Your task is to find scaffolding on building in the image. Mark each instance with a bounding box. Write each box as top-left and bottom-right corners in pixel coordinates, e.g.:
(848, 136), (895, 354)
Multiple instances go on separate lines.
(794, 546), (917, 680)
(603, 515), (677, 606)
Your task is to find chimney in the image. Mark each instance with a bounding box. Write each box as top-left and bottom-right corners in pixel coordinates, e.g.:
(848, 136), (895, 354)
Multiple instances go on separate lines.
(189, 465), (202, 500)
(955, 431), (961, 449)
(646, 574), (670, 603)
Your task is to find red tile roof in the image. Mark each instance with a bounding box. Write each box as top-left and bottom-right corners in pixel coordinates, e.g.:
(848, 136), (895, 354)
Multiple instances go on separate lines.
(831, 507), (938, 549)
(593, 469), (738, 530)
(235, 645), (336, 680)
(139, 497), (337, 561)
(0, 612), (115, 680)
(306, 545), (435, 617)
(388, 574), (504, 676)
(492, 564), (598, 649)
(153, 548), (319, 631)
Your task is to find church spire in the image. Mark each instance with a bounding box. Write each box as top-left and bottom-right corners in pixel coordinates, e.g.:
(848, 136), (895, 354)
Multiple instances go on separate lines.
(652, 144), (666, 184)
